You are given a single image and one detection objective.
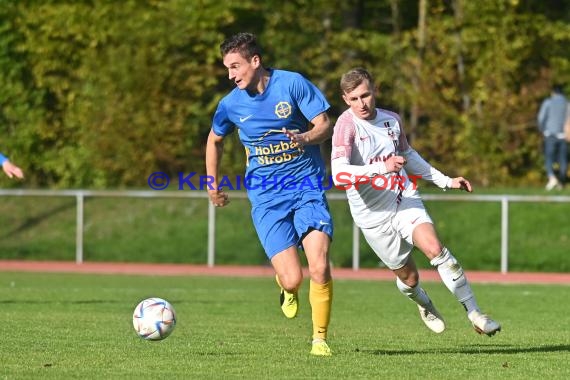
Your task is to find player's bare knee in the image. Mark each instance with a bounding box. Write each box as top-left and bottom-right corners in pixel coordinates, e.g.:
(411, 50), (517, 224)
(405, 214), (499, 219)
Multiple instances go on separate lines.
(399, 273), (419, 287)
(408, 272), (420, 287)
(393, 264), (419, 286)
(424, 244), (447, 264)
(396, 276), (418, 294)
(279, 272), (303, 291)
(307, 268), (328, 284)
(307, 263), (331, 284)
(423, 242), (444, 260)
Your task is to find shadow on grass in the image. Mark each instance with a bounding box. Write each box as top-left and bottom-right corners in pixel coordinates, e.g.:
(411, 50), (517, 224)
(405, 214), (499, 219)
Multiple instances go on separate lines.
(358, 344), (570, 355)
(1, 198), (81, 239)
(0, 299), (124, 305)
(0, 299), (211, 305)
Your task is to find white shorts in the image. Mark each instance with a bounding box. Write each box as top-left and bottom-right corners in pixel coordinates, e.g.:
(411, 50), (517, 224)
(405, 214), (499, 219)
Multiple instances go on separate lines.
(360, 196), (432, 270)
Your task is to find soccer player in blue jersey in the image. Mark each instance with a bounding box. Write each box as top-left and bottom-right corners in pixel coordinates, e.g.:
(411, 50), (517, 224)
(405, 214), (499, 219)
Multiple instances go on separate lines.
(205, 32), (334, 356)
(0, 153), (24, 179)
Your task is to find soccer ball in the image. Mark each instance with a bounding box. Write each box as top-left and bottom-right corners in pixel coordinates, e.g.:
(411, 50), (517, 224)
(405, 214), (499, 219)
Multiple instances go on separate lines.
(132, 297), (177, 341)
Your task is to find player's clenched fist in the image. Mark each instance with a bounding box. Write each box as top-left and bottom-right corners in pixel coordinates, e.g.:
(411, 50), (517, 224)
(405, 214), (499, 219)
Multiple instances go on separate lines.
(385, 155), (407, 173)
(208, 189), (230, 207)
(449, 177), (472, 192)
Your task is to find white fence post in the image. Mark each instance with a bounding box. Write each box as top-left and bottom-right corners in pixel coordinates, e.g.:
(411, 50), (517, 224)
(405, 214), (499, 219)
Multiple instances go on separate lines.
(501, 197), (509, 274)
(207, 201), (216, 267)
(76, 191), (84, 264)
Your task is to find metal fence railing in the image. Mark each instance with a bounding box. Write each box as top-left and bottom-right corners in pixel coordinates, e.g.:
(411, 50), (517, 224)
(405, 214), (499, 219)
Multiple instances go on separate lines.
(2, 189), (570, 273)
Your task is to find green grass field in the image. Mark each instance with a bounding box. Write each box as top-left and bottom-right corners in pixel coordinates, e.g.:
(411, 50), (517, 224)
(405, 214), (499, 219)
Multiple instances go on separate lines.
(1, 272), (568, 379)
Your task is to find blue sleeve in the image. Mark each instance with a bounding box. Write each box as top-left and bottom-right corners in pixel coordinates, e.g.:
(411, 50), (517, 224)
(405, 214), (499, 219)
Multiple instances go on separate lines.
(0, 153), (7, 165)
(212, 99), (235, 137)
(290, 74), (330, 122)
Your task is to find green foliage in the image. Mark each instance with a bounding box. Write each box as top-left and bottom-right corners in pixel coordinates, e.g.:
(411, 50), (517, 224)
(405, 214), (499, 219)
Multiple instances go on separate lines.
(2, 0), (233, 187)
(398, 0), (570, 185)
(0, 0), (569, 187)
(0, 1), (46, 187)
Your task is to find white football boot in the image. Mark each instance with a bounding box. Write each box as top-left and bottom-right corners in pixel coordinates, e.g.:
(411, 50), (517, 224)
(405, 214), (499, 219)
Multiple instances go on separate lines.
(469, 310), (501, 336)
(418, 302), (446, 334)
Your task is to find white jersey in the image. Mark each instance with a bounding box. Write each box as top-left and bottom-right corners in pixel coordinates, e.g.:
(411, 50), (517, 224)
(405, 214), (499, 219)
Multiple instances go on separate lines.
(331, 108), (422, 228)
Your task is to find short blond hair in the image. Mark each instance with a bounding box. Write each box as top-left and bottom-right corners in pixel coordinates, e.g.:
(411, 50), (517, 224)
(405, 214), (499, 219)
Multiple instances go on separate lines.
(340, 68), (374, 94)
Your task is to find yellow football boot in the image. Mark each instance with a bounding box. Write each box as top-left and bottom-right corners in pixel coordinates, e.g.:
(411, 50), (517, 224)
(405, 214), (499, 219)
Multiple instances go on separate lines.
(310, 339), (332, 356)
(276, 275), (298, 319)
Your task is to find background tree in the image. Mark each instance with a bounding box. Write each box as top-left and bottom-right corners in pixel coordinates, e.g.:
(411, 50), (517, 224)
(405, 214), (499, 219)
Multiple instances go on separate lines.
(0, 0), (568, 188)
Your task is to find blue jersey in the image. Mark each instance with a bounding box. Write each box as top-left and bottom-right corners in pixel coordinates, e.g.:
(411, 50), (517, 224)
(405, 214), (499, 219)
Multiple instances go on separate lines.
(212, 69), (330, 202)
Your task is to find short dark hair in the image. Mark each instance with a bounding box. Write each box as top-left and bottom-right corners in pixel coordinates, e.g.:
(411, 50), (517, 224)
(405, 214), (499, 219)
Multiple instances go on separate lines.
(340, 68), (374, 94)
(553, 84), (564, 94)
(220, 32), (262, 61)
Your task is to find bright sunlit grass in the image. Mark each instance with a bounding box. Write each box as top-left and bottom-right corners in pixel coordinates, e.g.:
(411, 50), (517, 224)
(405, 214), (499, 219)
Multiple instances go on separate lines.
(1, 273), (568, 379)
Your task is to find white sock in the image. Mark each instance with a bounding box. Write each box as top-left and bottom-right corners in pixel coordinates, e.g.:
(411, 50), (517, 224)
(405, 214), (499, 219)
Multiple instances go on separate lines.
(430, 247), (479, 315)
(396, 277), (431, 307)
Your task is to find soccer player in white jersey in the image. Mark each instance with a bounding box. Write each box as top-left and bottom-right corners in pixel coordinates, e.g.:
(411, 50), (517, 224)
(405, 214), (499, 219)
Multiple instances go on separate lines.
(331, 68), (501, 336)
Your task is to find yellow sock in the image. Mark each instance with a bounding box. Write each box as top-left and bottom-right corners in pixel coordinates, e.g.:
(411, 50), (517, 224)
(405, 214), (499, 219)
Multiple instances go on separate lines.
(309, 279), (333, 341)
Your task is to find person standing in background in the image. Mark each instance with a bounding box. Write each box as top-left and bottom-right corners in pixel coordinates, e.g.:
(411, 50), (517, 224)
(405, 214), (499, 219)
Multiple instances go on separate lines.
(537, 84), (568, 190)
